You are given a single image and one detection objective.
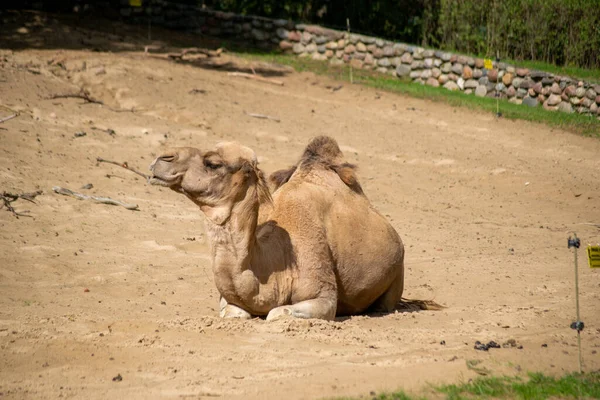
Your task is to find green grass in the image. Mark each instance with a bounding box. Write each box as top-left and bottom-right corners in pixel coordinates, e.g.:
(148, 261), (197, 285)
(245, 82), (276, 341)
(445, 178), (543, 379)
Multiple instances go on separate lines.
(437, 372), (600, 400)
(336, 372), (600, 400)
(233, 51), (600, 137)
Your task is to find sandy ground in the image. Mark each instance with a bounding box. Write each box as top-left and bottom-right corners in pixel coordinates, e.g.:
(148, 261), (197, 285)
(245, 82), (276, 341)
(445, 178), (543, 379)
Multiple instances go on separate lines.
(1, 10), (599, 400)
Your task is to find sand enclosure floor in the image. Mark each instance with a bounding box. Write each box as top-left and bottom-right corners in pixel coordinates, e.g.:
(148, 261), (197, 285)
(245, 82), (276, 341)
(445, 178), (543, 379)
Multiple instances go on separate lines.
(1, 11), (599, 399)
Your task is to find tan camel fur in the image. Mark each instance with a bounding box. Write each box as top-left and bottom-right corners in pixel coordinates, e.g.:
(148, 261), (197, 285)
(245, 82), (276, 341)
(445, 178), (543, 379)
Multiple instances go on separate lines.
(149, 136), (405, 321)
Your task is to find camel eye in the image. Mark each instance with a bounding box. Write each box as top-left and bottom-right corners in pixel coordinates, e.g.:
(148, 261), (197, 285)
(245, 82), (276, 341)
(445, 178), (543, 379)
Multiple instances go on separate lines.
(204, 160), (222, 170)
(160, 155), (175, 162)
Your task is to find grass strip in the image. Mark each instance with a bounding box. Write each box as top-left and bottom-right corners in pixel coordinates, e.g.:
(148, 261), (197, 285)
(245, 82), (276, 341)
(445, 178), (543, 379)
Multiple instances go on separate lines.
(334, 371), (600, 400)
(234, 51), (600, 137)
(436, 371), (600, 400)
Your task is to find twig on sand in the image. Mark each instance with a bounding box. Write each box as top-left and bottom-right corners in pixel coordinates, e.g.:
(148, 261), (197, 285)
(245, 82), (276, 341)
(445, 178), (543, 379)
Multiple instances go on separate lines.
(576, 222), (600, 230)
(48, 91), (138, 113)
(1, 190), (43, 218)
(466, 359), (490, 376)
(105, 174), (127, 180)
(91, 127), (116, 136)
(227, 72), (284, 86)
(0, 113), (19, 123)
(52, 186), (139, 211)
(96, 157), (149, 180)
(167, 47), (223, 60)
(246, 112), (280, 122)
(48, 90), (104, 105)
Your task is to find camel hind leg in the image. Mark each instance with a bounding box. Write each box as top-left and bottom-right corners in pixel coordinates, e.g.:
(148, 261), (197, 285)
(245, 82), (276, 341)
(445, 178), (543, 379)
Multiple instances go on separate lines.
(368, 262), (404, 313)
(266, 297), (337, 321)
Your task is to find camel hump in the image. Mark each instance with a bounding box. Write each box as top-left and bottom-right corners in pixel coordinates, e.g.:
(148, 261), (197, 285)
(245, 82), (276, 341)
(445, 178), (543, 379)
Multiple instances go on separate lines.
(301, 136), (344, 164)
(301, 136), (363, 194)
(269, 136), (364, 195)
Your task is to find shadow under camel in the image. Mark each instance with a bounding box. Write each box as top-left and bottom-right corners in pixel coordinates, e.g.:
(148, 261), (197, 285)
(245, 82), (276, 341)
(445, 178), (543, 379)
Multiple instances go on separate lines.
(328, 299), (444, 322)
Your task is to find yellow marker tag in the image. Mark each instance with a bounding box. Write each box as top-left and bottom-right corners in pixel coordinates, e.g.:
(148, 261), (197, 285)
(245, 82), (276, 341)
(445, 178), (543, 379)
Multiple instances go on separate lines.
(484, 59), (493, 70)
(129, 0), (142, 6)
(588, 245), (600, 268)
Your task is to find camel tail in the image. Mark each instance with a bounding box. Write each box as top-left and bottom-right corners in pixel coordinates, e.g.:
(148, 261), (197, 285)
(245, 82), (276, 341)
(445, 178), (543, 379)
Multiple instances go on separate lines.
(397, 298), (446, 311)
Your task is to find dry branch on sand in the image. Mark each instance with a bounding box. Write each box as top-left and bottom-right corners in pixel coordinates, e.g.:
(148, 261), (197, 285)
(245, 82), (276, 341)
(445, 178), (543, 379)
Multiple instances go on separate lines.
(165, 47), (223, 60)
(48, 90), (138, 113)
(48, 90), (104, 105)
(91, 127), (116, 136)
(0, 113), (19, 123)
(227, 72), (284, 86)
(246, 112), (280, 122)
(1, 190), (43, 218)
(96, 157), (149, 180)
(52, 186), (139, 211)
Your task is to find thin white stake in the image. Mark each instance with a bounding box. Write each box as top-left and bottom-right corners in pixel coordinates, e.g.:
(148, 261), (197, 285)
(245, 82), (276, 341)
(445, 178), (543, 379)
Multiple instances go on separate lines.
(573, 237), (583, 374)
(569, 233), (584, 375)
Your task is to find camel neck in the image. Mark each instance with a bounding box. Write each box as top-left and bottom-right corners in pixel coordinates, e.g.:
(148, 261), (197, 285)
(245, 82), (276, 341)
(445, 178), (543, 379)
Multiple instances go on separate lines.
(204, 194), (259, 277)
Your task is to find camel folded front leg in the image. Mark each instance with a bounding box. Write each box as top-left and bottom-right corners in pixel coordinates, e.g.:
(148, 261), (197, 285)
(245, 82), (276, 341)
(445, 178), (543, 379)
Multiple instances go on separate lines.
(266, 297), (337, 321)
(219, 297), (252, 319)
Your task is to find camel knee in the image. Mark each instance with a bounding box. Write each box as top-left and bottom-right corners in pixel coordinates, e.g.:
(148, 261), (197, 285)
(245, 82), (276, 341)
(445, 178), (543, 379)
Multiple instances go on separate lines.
(219, 297), (252, 319)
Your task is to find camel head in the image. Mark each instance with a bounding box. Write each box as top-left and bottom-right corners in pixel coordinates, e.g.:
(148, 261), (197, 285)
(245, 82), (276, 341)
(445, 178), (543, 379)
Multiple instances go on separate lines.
(149, 142), (271, 225)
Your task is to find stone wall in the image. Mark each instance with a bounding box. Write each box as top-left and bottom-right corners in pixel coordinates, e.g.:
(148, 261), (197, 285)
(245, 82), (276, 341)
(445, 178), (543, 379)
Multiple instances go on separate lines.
(121, 1), (600, 118)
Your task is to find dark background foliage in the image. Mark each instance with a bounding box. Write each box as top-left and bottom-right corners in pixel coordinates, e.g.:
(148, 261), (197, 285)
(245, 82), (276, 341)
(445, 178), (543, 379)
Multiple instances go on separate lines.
(4, 0), (599, 68)
(205, 0), (600, 68)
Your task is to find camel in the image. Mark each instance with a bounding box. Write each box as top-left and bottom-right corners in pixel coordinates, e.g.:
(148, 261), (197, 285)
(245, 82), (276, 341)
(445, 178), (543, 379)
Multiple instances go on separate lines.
(149, 136), (405, 321)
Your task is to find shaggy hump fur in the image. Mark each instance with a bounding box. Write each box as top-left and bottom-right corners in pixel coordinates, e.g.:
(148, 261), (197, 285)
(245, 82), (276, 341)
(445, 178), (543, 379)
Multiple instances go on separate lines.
(301, 135), (344, 164)
(270, 136), (364, 195)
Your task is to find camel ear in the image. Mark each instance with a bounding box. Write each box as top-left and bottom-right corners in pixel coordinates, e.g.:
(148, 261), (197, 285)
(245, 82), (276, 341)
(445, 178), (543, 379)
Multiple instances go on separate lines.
(242, 162), (253, 176)
(201, 204), (232, 225)
(269, 166), (296, 191)
(331, 163), (364, 195)
(240, 161), (272, 204)
(255, 168), (273, 204)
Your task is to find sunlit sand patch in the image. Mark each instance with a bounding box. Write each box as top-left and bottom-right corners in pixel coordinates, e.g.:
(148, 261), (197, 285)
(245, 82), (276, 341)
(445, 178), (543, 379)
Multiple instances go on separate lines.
(434, 159), (455, 166)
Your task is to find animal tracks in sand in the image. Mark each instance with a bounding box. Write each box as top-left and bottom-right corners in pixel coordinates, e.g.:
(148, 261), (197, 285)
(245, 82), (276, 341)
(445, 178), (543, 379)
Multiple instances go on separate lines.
(379, 155), (510, 177)
(18, 245), (57, 255)
(339, 145), (360, 155)
(253, 130), (290, 143)
(140, 240), (178, 252)
(491, 167), (507, 175)
(386, 157), (458, 167)
(139, 239), (209, 253)
(434, 159), (456, 166)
